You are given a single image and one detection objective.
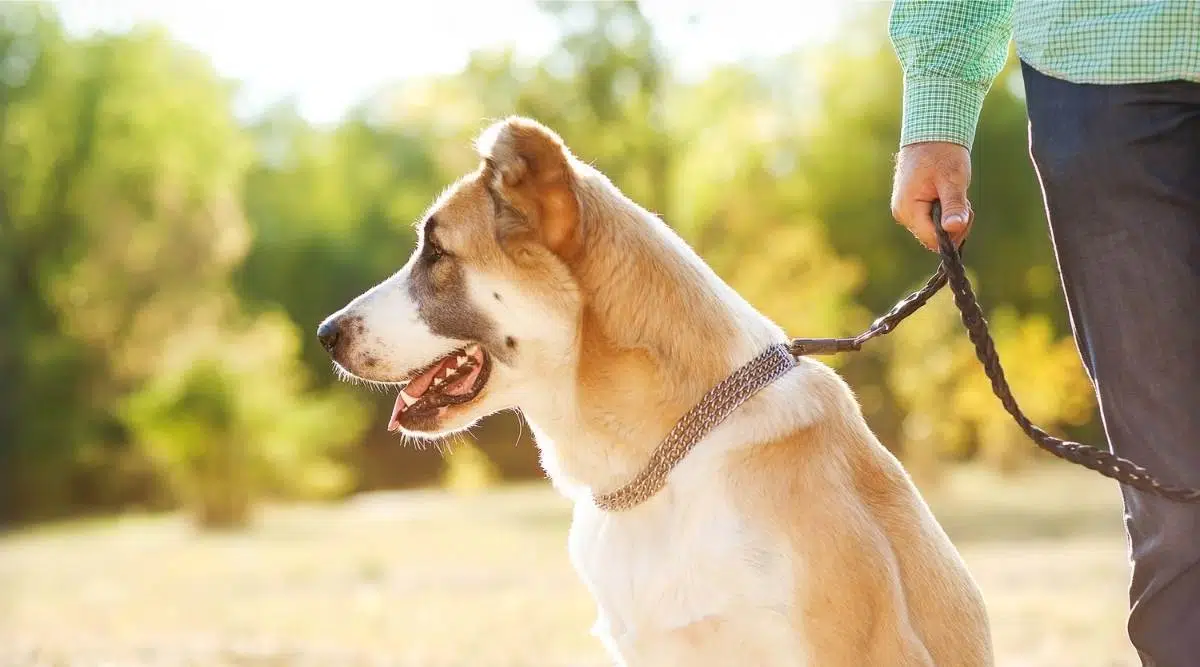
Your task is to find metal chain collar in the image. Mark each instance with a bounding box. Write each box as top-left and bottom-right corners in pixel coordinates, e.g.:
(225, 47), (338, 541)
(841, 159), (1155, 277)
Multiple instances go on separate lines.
(592, 343), (797, 512)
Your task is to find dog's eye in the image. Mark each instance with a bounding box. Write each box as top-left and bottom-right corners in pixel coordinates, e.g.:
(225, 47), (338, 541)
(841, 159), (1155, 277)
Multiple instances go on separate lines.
(423, 218), (449, 263)
(424, 232), (448, 261)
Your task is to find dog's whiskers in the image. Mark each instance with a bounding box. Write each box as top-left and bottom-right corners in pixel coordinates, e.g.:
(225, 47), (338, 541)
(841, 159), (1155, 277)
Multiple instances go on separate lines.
(332, 363), (404, 393)
(512, 408), (527, 448)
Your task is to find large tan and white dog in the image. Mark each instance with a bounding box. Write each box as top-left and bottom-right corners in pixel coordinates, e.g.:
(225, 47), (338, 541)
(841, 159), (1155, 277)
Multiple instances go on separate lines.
(318, 117), (993, 666)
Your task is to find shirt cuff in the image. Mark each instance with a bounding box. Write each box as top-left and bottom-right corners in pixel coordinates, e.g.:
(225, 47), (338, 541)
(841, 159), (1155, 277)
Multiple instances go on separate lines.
(899, 75), (989, 150)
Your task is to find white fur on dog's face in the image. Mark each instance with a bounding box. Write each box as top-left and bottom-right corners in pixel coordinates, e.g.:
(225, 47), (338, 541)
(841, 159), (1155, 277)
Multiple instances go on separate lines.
(322, 169), (583, 438)
(326, 262), (464, 384)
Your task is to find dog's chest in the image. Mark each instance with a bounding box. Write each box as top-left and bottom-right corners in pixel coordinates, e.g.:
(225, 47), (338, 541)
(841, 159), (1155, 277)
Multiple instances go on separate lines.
(567, 486), (795, 650)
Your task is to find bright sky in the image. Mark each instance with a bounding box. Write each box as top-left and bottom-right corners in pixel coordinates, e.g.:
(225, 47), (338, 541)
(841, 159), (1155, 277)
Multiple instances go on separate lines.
(54, 0), (846, 125)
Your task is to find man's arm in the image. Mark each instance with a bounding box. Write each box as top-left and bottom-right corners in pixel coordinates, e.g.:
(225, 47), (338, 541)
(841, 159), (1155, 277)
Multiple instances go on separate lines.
(888, 0), (1014, 250)
(889, 0), (1015, 149)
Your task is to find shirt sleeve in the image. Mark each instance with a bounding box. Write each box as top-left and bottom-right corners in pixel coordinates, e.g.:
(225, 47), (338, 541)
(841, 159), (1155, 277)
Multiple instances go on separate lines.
(888, 0), (1015, 149)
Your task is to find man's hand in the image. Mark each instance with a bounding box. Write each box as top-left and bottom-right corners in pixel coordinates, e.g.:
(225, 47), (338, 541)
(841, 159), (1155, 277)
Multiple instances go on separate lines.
(891, 141), (973, 251)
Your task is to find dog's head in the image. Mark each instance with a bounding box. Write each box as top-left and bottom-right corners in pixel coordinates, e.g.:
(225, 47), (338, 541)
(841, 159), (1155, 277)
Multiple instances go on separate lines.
(318, 117), (587, 437)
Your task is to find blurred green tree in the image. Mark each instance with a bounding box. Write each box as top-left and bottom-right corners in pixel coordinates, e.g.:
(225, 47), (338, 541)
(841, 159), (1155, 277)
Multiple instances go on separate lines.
(1, 6), (135, 521)
(0, 8), (366, 525)
(121, 310), (363, 528)
(663, 66), (866, 350)
(887, 289), (1094, 482)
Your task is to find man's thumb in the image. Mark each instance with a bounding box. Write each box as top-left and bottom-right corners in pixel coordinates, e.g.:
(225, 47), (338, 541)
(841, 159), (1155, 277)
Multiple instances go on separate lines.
(935, 187), (970, 236)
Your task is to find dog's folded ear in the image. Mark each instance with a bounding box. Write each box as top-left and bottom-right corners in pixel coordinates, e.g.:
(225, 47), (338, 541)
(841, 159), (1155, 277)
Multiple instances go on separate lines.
(477, 117), (580, 259)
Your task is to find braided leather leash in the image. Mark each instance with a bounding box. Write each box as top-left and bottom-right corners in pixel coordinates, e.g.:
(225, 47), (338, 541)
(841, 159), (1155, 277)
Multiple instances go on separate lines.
(792, 204), (1200, 504)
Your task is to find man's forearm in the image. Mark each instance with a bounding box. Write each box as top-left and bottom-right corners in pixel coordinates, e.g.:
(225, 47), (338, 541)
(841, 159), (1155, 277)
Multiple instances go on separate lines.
(889, 0), (1014, 149)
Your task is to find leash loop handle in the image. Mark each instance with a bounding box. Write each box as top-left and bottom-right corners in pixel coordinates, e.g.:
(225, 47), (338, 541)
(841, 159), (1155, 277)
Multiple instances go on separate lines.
(792, 202), (1200, 503)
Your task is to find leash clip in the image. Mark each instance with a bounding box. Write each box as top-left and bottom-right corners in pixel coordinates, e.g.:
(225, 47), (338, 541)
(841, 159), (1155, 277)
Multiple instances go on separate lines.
(788, 337), (862, 357)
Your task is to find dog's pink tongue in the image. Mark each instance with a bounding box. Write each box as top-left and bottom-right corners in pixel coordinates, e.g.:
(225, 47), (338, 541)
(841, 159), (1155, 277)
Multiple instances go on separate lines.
(387, 356), (453, 431)
(407, 358), (450, 398)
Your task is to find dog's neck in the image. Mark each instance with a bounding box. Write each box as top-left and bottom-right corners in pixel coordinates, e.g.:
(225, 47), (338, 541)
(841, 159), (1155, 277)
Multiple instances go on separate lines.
(522, 169), (786, 501)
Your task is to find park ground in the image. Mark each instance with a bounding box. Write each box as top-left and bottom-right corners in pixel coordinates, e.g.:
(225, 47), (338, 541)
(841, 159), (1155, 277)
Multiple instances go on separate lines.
(2, 464), (1138, 667)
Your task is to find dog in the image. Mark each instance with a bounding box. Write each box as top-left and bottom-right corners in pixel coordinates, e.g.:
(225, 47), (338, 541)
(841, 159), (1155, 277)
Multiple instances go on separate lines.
(318, 116), (993, 666)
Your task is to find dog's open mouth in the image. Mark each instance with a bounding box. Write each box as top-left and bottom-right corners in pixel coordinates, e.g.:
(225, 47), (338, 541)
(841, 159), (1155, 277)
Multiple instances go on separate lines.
(388, 343), (491, 432)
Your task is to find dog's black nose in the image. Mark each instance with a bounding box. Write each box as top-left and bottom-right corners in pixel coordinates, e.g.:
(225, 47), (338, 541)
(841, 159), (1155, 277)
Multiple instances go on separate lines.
(317, 317), (341, 354)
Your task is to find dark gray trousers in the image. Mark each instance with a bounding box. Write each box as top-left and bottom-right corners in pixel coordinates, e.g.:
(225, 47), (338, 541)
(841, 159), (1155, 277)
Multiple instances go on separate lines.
(1022, 61), (1200, 667)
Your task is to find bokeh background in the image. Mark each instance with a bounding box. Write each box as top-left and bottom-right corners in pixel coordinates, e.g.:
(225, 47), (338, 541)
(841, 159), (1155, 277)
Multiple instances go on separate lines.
(1, 1), (1138, 665)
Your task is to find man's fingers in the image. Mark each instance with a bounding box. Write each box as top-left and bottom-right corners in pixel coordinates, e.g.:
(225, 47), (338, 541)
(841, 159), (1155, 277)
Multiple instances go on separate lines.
(895, 197), (971, 252)
(896, 199), (939, 251)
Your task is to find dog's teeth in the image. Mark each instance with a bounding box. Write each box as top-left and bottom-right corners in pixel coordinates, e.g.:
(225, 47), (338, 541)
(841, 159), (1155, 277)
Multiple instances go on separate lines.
(443, 367), (455, 378)
(433, 378), (444, 387)
(400, 390), (417, 407)
(456, 355), (469, 367)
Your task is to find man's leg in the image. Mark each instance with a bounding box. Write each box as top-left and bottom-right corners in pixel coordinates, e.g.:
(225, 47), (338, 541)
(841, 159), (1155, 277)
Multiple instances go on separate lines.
(1021, 61), (1200, 667)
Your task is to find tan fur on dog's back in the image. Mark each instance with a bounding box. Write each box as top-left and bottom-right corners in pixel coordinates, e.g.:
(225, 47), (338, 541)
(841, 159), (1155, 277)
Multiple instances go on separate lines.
(730, 363), (991, 665)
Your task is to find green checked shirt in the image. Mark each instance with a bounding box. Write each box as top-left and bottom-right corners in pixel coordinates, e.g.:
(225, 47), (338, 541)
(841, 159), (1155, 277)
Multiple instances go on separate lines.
(889, 0), (1200, 148)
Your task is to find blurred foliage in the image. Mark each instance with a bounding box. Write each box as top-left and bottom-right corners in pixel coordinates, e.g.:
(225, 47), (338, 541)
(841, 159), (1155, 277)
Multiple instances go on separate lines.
(121, 311), (364, 528)
(0, 5), (366, 526)
(0, 1), (1098, 528)
(441, 438), (502, 495)
(887, 289), (1094, 485)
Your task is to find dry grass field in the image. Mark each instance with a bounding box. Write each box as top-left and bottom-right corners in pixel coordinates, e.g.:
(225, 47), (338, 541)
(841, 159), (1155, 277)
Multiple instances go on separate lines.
(1, 464), (1138, 667)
